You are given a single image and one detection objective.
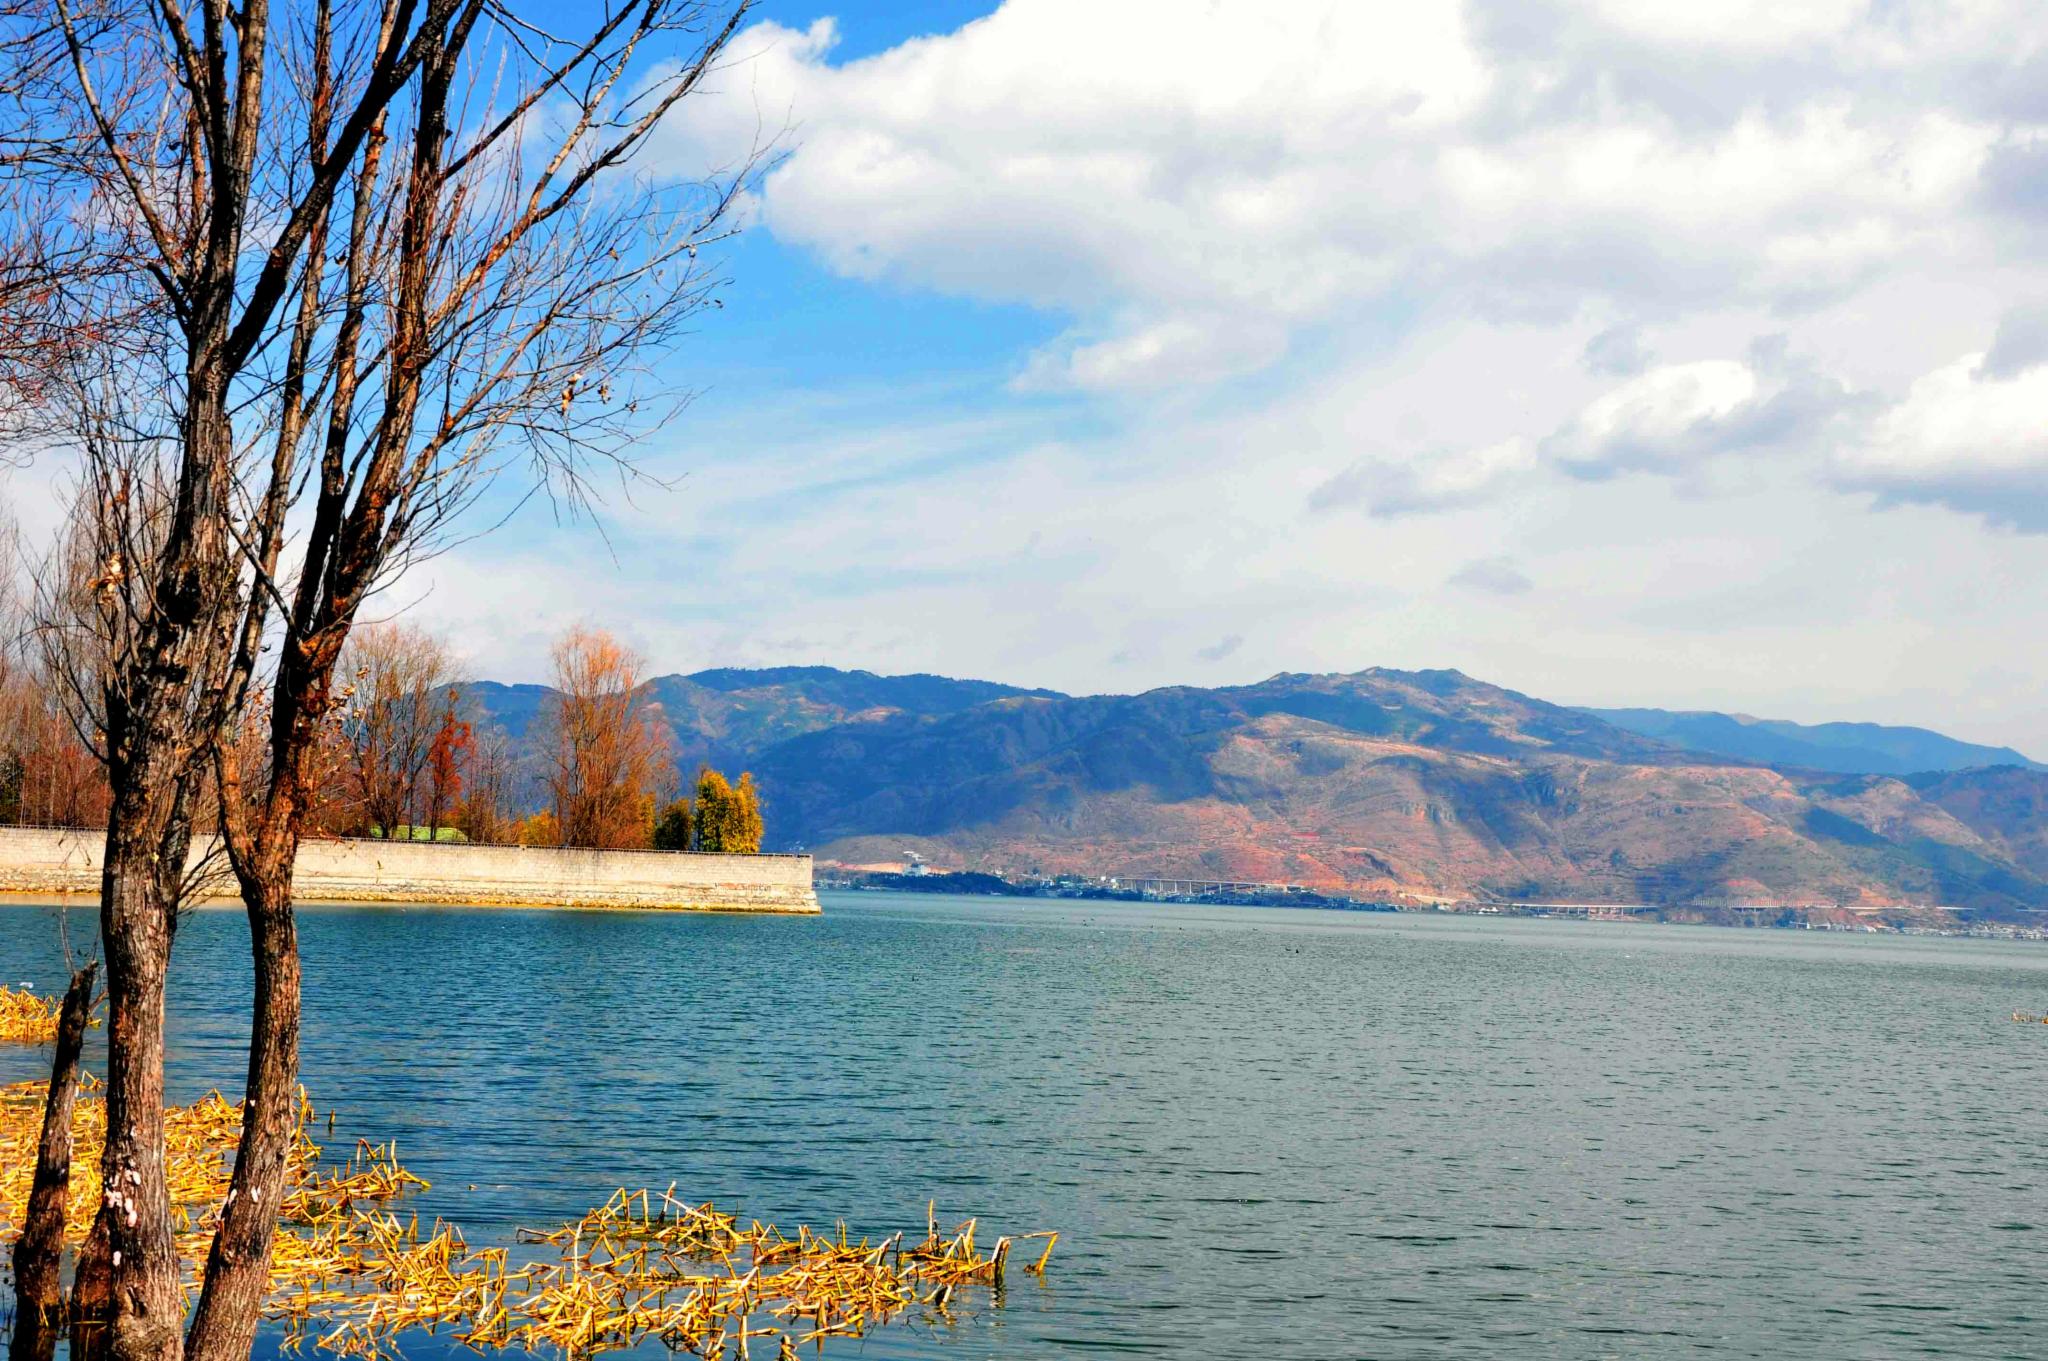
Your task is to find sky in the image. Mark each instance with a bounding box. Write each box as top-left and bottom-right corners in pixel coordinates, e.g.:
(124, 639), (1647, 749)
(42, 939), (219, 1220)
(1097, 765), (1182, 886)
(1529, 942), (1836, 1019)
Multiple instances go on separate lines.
(10, 0), (2048, 752)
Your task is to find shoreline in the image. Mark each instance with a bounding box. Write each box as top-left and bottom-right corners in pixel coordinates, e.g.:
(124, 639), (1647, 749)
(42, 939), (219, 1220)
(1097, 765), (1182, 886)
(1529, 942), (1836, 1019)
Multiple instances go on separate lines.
(823, 880), (2045, 939)
(0, 826), (820, 915)
(0, 892), (823, 915)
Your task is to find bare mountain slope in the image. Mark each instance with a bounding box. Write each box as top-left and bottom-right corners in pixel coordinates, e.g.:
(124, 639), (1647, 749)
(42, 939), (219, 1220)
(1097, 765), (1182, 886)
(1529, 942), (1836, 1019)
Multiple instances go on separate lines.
(744, 669), (2048, 916)
(469, 664), (2048, 916)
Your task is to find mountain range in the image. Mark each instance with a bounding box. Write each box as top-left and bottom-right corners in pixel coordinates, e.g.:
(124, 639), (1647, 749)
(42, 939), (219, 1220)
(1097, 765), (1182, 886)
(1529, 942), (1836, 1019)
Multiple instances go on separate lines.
(466, 665), (2048, 920)
(1580, 707), (2045, 777)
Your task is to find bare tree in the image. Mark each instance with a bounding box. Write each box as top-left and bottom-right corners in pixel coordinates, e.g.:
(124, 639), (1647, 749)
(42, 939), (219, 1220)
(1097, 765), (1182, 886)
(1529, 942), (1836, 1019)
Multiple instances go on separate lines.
(0, 3), (759, 1359)
(0, 7), (149, 435)
(10, 960), (99, 1361)
(454, 719), (516, 843)
(0, 622), (21, 825)
(40, 449), (235, 1361)
(541, 624), (667, 848)
(0, 504), (31, 818)
(0, 685), (111, 827)
(335, 622), (453, 837)
(1, 502), (118, 828)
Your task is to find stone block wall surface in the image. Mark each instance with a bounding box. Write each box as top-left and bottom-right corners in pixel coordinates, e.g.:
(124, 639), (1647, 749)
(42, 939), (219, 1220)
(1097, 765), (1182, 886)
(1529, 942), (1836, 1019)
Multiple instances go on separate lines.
(0, 826), (818, 914)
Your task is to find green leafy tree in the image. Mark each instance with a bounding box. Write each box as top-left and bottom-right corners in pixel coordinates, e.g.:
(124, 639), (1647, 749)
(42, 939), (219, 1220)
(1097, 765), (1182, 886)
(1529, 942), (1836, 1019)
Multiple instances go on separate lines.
(0, 753), (20, 825)
(652, 797), (694, 851)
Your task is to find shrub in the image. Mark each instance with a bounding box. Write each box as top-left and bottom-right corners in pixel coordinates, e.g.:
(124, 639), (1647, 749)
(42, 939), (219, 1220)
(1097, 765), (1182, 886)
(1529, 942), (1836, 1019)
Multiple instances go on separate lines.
(652, 798), (693, 851)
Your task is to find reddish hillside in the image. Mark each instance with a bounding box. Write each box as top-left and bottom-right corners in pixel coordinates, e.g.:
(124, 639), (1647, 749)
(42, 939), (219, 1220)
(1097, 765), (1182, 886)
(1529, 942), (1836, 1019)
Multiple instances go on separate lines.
(752, 669), (2048, 916)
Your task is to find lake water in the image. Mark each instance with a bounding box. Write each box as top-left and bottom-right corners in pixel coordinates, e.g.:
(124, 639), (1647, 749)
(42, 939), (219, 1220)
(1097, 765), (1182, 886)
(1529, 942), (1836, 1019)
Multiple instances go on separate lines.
(4, 893), (2048, 1359)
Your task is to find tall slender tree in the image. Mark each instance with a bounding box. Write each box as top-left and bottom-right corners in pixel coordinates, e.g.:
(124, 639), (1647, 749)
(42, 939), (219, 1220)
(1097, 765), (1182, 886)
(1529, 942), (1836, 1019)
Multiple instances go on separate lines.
(454, 722), (516, 844)
(728, 771), (764, 853)
(541, 625), (667, 849)
(0, 4), (759, 1359)
(422, 687), (470, 839)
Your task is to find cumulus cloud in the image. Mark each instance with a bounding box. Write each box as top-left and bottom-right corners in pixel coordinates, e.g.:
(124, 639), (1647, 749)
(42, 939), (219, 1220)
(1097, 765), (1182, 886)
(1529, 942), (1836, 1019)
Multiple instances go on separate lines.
(633, 2), (2048, 540)
(1302, 339), (1879, 518)
(661, 0), (2036, 390)
(1979, 138), (2048, 219)
(1832, 351), (2048, 529)
(1542, 361), (1762, 476)
(1543, 347), (1871, 481)
(374, 0), (2048, 766)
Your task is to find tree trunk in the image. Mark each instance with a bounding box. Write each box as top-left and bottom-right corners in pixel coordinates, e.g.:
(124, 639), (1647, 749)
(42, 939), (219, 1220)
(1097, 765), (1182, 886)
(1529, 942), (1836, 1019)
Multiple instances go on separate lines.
(9, 962), (99, 1361)
(181, 860), (300, 1361)
(69, 832), (187, 1361)
(72, 297), (234, 1361)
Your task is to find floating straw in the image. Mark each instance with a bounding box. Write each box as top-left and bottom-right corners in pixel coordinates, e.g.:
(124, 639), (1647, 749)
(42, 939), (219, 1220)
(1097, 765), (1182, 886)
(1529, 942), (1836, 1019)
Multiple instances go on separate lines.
(2, 1077), (1055, 1359)
(0, 985), (70, 1044)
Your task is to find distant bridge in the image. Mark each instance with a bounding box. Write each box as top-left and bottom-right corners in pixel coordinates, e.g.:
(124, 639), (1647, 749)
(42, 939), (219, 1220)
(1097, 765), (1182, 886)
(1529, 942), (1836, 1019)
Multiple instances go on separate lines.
(1107, 877), (1313, 898)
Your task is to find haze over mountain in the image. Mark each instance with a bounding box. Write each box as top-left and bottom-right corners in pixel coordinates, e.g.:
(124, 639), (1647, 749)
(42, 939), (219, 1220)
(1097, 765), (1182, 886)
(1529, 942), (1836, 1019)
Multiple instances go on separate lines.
(1581, 708), (2045, 777)
(467, 665), (2048, 920)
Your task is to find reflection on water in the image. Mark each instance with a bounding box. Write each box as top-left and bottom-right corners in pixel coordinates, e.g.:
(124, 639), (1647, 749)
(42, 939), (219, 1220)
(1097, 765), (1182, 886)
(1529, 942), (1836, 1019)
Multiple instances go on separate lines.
(5, 893), (2048, 1359)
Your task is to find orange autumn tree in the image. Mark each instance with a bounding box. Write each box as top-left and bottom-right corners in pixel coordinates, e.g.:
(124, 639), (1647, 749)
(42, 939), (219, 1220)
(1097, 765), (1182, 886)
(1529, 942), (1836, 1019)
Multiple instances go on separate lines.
(539, 626), (668, 848)
(0, 523), (112, 828)
(424, 690), (472, 840)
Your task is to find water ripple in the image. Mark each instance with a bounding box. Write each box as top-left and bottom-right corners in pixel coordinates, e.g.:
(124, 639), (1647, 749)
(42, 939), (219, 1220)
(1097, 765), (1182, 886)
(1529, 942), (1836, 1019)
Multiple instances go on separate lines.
(4, 894), (2048, 1358)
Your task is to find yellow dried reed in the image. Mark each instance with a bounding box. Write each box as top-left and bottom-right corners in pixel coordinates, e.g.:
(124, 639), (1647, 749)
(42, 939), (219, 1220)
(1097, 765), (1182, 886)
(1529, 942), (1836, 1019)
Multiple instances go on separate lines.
(3, 1079), (1053, 1359)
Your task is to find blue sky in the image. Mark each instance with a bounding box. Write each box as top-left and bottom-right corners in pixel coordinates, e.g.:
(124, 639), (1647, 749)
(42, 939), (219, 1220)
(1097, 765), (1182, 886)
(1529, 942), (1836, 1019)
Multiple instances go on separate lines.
(642, 0), (1050, 396)
(396, 0), (2048, 754)
(17, 1), (2043, 752)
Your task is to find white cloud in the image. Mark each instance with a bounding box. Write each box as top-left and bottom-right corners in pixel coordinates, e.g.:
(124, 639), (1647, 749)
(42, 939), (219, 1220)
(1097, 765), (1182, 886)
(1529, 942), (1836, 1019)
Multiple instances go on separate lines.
(1543, 360), (1761, 476)
(401, 370), (2048, 753)
(1833, 352), (2048, 528)
(1014, 313), (1287, 393)
(389, 0), (2048, 756)
(662, 0), (2036, 390)
(1300, 342), (1867, 519)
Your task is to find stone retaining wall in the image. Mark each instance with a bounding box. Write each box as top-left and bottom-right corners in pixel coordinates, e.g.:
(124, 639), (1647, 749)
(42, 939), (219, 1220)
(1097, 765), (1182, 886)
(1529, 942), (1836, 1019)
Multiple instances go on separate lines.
(0, 826), (819, 914)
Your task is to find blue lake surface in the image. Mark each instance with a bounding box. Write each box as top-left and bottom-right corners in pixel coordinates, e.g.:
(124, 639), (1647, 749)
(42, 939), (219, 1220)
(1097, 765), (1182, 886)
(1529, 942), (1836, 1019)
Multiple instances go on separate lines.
(5, 892), (2048, 1359)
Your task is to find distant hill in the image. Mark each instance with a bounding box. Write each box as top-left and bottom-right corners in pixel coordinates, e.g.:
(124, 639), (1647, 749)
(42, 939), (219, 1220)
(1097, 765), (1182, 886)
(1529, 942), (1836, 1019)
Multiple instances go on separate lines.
(462, 663), (2048, 919)
(465, 666), (1064, 778)
(637, 668), (1063, 776)
(461, 681), (557, 739)
(1582, 707), (2045, 776)
(1904, 766), (2048, 880)
(744, 668), (2048, 917)
(681, 666), (1062, 711)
